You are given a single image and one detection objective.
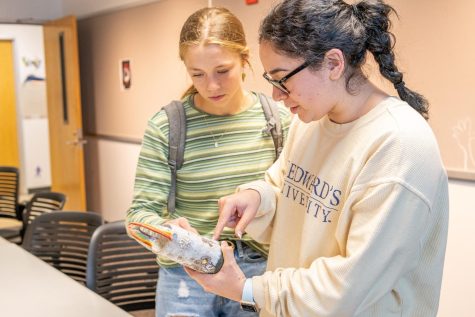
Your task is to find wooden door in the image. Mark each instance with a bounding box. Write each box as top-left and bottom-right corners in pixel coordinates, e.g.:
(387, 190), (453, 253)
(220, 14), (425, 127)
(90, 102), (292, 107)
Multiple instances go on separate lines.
(0, 41), (20, 167)
(43, 16), (86, 210)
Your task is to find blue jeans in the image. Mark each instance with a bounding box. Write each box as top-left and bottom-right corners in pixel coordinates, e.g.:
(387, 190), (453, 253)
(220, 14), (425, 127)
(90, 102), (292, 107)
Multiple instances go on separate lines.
(155, 241), (267, 317)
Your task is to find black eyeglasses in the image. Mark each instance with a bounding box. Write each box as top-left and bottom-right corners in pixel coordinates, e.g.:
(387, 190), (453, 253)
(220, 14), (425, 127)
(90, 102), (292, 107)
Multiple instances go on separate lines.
(262, 60), (311, 94)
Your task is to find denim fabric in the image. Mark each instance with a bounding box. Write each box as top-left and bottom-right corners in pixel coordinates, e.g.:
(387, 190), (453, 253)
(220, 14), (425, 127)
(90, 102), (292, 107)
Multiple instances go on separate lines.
(155, 241), (267, 317)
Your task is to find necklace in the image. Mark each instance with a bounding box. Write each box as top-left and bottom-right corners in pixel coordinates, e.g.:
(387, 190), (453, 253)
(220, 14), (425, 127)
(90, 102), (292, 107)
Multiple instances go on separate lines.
(206, 122), (227, 148)
(193, 92), (254, 147)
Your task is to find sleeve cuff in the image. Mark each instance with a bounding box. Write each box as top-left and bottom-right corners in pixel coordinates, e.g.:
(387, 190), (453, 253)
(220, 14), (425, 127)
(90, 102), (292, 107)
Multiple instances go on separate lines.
(251, 275), (265, 311)
(236, 180), (276, 217)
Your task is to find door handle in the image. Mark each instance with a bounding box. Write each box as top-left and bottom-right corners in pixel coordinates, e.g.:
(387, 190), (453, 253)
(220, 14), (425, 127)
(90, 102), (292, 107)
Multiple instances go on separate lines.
(66, 128), (87, 146)
(66, 139), (87, 146)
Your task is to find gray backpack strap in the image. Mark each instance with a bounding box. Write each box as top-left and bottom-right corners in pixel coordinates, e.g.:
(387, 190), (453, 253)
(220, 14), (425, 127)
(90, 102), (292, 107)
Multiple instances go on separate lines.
(163, 100), (186, 214)
(258, 93), (283, 160)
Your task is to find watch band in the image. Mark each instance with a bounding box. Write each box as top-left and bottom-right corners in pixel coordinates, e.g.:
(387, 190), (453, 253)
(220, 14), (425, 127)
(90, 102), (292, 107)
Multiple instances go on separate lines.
(240, 278), (259, 312)
(242, 278), (254, 302)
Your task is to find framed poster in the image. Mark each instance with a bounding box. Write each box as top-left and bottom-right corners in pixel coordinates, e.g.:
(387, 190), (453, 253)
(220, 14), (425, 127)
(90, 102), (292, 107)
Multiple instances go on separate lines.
(120, 59), (131, 90)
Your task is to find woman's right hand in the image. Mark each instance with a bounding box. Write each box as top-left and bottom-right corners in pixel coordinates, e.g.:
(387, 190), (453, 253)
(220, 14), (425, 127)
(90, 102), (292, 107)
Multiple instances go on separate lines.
(213, 189), (261, 240)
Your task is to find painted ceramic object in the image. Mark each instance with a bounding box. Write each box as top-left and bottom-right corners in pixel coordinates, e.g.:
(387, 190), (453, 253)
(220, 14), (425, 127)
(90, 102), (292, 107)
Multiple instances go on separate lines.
(128, 222), (224, 274)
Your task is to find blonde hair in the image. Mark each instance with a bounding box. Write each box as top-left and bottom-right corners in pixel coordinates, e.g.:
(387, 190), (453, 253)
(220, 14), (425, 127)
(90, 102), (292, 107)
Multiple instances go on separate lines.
(179, 7), (250, 98)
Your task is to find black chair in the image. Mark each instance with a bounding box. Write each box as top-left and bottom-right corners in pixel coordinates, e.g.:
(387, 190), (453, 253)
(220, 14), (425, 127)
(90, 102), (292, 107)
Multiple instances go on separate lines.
(0, 166), (20, 219)
(86, 220), (158, 312)
(20, 191), (67, 238)
(3, 191), (67, 244)
(22, 211), (103, 284)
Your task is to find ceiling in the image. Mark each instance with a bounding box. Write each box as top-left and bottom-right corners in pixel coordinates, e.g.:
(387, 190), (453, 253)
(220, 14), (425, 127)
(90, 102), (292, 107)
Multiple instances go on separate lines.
(0, 0), (160, 24)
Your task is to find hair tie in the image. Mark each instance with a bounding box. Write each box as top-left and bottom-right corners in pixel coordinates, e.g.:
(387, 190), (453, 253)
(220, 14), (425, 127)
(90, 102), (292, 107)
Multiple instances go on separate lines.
(394, 80), (405, 91)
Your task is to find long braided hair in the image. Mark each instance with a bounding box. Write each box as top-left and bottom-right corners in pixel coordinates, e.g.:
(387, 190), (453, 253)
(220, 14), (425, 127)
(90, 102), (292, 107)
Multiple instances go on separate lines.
(259, 0), (429, 119)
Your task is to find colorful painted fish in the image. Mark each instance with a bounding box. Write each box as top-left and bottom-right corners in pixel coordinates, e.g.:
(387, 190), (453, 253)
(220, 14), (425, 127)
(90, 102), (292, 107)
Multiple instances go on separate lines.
(127, 222), (224, 274)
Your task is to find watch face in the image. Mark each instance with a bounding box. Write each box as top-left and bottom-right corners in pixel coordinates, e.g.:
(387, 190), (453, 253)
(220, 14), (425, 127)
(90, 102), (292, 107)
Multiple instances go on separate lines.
(240, 302), (259, 312)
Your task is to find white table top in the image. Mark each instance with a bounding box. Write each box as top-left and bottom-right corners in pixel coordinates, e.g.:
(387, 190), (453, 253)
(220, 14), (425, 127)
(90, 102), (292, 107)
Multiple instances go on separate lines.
(0, 238), (132, 316)
(0, 236), (9, 245)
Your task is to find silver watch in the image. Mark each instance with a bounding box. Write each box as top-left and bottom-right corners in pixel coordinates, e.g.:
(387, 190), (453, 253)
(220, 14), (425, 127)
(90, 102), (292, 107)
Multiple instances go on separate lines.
(240, 300), (260, 312)
(240, 278), (260, 312)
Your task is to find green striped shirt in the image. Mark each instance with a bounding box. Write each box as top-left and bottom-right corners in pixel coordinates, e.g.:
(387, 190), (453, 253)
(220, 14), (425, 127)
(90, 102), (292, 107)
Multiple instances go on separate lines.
(127, 92), (291, 267)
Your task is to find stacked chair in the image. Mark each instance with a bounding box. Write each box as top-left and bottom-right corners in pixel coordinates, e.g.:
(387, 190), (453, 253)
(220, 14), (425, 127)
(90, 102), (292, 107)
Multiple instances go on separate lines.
(0, 166), (67, 245)
(0, 166), (23, 242)
(4, 191), (67, 244)
(20, 191), (66, 238)
(0, 166), (21, 220)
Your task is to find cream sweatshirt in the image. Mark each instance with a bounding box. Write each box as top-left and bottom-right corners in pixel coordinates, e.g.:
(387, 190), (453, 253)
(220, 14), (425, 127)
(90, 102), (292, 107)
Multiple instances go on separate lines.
(241, 97), (449, 317)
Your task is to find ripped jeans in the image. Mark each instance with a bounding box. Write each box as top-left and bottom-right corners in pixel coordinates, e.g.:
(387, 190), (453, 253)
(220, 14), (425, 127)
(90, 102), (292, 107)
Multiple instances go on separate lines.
(155, 241), (267, 317)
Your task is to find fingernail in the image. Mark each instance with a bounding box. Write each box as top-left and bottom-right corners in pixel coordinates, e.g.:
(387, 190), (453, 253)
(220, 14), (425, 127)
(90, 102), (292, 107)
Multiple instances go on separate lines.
(235, 231), (242, 239)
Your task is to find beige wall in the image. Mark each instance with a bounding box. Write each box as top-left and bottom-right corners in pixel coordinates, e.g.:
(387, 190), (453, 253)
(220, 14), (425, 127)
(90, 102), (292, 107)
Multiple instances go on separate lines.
(374, 0), (475, 179)
(79, 0), (475, 179)
(79, 0), (200, 140)
(78, 0), (274, 140)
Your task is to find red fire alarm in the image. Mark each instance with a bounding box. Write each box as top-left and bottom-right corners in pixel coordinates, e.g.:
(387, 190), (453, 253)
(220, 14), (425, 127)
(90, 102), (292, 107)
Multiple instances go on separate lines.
(246, 0), (258, 4)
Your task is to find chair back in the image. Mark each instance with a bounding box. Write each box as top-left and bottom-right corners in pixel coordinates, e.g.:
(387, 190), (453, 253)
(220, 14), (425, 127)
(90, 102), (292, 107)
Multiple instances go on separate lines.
(21, 191), (66, 237)
(86, 221), (158, 312)
(22, 211), (103, 284)
(0, 166), (19, 219)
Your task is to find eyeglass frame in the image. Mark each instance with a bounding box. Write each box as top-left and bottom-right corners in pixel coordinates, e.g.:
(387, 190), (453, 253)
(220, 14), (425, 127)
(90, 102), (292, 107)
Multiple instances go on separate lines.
(262, 60), (312, 94)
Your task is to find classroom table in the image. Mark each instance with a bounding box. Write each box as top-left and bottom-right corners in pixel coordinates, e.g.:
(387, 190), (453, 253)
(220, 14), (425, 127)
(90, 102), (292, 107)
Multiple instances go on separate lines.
(0, 237), (132, 316)
(0, 235), (9, 245)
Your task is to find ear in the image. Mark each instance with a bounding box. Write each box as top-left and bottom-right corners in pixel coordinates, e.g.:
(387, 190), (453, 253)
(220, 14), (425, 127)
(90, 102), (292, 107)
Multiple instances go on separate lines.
(324, 48), (345, 81)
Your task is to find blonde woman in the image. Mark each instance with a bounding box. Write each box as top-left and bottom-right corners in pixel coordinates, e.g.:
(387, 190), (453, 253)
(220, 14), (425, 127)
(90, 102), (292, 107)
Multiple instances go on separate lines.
(126, 7), (291, 317)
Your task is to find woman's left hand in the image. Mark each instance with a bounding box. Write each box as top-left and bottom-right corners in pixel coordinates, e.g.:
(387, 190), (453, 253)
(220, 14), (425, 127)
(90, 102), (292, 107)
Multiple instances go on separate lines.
(165, 217), (199, 234)
(185, 241), (246, 302)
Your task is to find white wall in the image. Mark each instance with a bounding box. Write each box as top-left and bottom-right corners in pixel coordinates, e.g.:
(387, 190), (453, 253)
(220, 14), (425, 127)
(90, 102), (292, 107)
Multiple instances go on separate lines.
(21, 119), (52, 189)
(438, 179), (475, 317)
(0, 24), (51, 193)
(84, 137), (141, 221)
